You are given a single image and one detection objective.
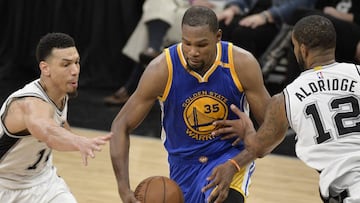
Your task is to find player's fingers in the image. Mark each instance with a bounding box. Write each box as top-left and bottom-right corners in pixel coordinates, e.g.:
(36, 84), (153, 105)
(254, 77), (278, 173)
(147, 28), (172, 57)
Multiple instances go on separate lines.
(202, 179), (217, 192)
(211, 126), (233, 136)
(220, 132), (239, 140)
(92, 144), (102, 152)
(82, 154), (88, 166)
(214, 189), (228, 203)
(103, 133), (113, 140)
(88, 149), (95, 158)
(230, 105), (253, 127)
(94, 138), (107, 145)
(212, 120), (226, 127)
(229, 104), (244, 118)
(207, 185), (219, 203)
(232, 137), (242, 146)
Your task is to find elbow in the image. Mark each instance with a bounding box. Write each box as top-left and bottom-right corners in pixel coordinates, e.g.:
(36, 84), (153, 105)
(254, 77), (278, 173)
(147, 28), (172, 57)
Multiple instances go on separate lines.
(257, 150), (271, 158)
(248, 143), (272, 159)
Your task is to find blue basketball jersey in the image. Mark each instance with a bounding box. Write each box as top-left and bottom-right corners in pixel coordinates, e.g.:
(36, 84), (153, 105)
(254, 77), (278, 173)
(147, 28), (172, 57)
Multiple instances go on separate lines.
(159, 41), (249, 159)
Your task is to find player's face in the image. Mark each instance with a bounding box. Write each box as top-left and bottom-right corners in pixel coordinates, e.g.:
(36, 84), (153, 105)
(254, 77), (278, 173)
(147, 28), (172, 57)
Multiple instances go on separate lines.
(45, 47), (80, 96)
(181, 24), (221, 73)
(292, 34), (305, 71)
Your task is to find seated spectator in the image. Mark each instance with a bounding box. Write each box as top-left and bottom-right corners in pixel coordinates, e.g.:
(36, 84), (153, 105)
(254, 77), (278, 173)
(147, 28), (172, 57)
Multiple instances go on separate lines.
(104, 0), (231, 105)
(218, 0), (315, 59)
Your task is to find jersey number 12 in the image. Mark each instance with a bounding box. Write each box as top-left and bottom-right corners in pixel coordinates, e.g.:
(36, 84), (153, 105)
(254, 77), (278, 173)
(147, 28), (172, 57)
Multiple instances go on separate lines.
(305, 95), (360, 144)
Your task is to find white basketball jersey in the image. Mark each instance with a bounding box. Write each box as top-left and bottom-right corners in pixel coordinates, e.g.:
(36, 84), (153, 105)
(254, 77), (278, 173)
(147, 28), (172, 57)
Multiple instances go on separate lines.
(0, 79), (68, 189)
(284, 62), (360, 197)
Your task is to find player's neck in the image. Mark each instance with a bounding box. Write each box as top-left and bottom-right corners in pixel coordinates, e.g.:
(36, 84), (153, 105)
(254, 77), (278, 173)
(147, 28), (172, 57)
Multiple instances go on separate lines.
(39, 79), (66, 109)
(307, 51), (336, 69)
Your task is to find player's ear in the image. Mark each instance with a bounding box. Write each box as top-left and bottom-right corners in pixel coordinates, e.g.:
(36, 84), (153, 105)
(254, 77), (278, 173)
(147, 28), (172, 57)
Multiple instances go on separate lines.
(216, 29), (222, 42)
(300, 43), (308, 57)
(39, 61), (50, 76)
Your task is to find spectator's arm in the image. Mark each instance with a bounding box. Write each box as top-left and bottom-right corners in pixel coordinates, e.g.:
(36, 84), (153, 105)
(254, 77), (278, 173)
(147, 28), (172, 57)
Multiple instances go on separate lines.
(267, 0), (316, 25)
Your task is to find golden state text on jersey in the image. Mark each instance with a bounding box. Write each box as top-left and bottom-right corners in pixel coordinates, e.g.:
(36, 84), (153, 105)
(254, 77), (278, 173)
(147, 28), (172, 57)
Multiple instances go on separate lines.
(182, 90), (228, 140)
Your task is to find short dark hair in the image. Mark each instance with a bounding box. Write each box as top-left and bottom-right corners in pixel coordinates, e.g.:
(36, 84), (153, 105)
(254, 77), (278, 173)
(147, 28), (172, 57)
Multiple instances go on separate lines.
(182, 6), (219, 33)
(36, 32), (75, 62)
(293, 15), (336, 51)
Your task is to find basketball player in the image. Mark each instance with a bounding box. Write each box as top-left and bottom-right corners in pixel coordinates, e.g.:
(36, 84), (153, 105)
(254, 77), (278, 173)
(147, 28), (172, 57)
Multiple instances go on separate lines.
(110, 6), (271, 203)
(0, 33), (112, 202)
(208, 15), (360, 203)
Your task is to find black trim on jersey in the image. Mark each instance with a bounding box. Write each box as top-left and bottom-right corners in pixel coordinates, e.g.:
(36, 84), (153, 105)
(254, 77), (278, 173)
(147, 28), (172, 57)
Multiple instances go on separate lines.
(210, 188), (245, 203)
(283, 89), (292, 127)
(35, 81), (66, 115)
(354, 64), (360, 76)
(0, 133), (20, 160)
(320, 187), (349, 203)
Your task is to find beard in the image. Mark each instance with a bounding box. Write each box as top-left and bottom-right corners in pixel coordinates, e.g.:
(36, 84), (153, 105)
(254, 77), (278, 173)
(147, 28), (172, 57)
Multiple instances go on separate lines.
(68, 90), (78, 98)
(297, 55), (306, 71)
(185, 60), (205, 73)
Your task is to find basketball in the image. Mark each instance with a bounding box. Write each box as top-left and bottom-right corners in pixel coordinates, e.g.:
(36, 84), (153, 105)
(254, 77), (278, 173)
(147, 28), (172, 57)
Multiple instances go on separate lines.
(134, 176), (184, 203)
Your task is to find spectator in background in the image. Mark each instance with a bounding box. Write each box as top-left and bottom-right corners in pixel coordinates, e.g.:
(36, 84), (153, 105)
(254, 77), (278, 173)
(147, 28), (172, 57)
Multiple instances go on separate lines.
(218, 0), (315, 59)
(104, 0), (233, 105)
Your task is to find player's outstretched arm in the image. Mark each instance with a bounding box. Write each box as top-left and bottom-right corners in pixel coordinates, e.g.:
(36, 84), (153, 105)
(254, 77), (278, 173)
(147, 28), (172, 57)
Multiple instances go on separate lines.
(17, 97), (112, 165)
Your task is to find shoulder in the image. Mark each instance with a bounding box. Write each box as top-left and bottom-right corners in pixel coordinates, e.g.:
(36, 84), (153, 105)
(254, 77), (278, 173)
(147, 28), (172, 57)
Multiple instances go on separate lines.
(145, 52), (168, 78)
(136, 52), (169, 98)
(230, 45), (261, 77)
(231, 45), (259, 69)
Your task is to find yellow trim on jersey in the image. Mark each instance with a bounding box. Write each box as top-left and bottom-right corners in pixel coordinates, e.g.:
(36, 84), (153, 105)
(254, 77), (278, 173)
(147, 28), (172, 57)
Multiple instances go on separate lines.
(176, 42), (223, 83)
(158, 48), (173, 102)
(314, 66), (322, 71)
(229, 166), (248, 199)
(228, 43), (244, 92)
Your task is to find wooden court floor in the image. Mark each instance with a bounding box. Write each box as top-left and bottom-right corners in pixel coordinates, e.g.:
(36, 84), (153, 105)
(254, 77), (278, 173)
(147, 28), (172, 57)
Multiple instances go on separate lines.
(53, 127), (322, 203)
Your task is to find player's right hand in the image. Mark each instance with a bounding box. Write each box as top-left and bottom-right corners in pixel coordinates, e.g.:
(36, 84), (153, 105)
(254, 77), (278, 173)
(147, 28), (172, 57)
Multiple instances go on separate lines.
(78, 132), (112, 166)
(122, 191), (141, 203)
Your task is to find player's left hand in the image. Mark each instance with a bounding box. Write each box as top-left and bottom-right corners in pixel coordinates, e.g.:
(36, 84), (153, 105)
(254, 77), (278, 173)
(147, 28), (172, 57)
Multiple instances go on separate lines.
(201, 161), (238, 203)
(212, 104), (254, 146)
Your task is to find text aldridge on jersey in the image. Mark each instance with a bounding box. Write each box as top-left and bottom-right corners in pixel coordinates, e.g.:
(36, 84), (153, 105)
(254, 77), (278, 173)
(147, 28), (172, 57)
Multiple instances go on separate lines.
(295, 78), (357, 102)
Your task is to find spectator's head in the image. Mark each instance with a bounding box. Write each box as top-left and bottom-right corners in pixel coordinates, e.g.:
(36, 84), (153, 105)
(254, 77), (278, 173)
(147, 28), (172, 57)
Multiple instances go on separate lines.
(292, 15), (336, 70)
(181, 6), (221, 73)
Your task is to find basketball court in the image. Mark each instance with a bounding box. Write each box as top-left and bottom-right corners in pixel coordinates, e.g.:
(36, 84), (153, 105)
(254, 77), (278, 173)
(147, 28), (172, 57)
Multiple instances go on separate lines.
(54, 127), (321, 203)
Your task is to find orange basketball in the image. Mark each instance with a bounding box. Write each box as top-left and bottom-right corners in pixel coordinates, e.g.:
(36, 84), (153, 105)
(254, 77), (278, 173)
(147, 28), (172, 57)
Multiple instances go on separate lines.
(134, 176), (184, 203)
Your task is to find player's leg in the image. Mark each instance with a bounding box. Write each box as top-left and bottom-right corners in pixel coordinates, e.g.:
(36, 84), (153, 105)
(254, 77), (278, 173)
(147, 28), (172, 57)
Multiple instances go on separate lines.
(0, 188), (21, 202)
(222, 188), (245, 203)
(46, 175), (77, 203)
(208, 161), (255, 203)
(50, 192), (77, 203)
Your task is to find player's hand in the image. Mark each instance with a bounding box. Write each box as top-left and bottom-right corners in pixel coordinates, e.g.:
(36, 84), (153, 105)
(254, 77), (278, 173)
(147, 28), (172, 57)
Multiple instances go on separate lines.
(212, 104), (255, 146)
(122, 191), (141, 203)
(201, 161), (237, 203)
(78, 132), (112, 166)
